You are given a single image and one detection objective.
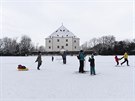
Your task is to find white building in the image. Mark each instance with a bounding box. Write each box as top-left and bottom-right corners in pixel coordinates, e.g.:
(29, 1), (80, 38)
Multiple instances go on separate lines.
(45, 25), (80, 52)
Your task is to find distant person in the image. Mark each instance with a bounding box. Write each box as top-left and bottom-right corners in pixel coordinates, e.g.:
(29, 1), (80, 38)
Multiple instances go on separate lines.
(52, 56), (54, 62)
(88, 54), (96, 75)
(77, 50), (86, 73)
(114, 55), (119, 66)
(62, 51), (67, 64)
(35, 51), (42, 70)
(121, 52), (129, 66)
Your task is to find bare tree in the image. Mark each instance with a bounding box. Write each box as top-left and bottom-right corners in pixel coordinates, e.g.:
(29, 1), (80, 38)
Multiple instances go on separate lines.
(99, 35), (115, 48)
(10, 38), (18, 55)
(81, 41), (88, 51)
(0, 39), (3, 53)
(88, 38), (99, 48)
(38, 46), (45, 52)
(19, 35), (32, 55)
(2, 37), (12, 54)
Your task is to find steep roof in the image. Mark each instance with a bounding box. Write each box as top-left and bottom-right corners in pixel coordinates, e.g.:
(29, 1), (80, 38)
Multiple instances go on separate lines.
(48, 25), (78, 38)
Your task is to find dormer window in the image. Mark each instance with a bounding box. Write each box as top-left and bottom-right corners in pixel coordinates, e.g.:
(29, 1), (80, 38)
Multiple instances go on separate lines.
(63, 30), (65, 32)
(57, 35), (59, 36)
(60, 30), (62, 31)
(66, 35), (68, 37)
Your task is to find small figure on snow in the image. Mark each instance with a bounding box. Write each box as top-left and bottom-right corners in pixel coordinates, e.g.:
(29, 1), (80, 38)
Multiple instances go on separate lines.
(114, 55), (119, 66)
(88, 54), (96, 75)
(77, 50), (86, 73)
(52, 56), (54, 62)
(121, 52), (129, 66)
(35, 51), (42, 70)
(62, 51), (67, 64)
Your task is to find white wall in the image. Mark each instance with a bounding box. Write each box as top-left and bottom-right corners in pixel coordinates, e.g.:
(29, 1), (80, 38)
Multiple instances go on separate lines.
(45, 37), (80, 52)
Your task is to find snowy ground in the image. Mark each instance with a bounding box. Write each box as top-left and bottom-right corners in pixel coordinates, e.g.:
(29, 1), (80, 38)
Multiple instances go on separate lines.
(0, 55), (135, 101)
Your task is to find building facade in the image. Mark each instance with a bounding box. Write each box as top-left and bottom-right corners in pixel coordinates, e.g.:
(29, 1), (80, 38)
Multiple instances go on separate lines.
(45, 25), (80, 52)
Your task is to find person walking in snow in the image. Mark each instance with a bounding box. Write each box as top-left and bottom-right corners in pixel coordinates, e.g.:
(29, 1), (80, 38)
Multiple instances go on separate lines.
(88, 54), (96, 75)
(121, 52), (129, 66)
(62, 51), (67, 64)
(77, 50), (86, 73)
(114, 55), (119, 66)
(35, 51), (42, 70)
(52, 56), (54, 62)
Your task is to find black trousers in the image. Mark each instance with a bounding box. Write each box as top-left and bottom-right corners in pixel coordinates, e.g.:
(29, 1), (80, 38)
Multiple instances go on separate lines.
(63, 58), (66, 64)
(79, 60), (84, 73)
(121, 59), (129, 66)
(37, 62), (42, 70)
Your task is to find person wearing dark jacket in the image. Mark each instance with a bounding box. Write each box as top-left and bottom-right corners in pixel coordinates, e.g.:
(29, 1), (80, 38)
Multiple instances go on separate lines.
(52, 56), (54, 62)
(88, 54), (96, 75)
(78, 50), (86, 73)
(35, 51), (42, 70)
(62, 51), (67, 64)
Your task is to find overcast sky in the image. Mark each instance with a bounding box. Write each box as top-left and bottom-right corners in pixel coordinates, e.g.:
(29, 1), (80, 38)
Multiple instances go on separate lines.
(0, 0), (134, 46)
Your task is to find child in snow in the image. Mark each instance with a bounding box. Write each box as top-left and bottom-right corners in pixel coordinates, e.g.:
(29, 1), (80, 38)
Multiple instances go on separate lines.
(88, 54), (96, 75)
(115, 55), (119, 66)
(35, 51), (42, 70)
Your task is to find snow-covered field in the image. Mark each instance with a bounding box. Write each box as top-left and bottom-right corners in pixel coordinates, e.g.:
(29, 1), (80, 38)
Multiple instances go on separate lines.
(0, 55), (135, 101)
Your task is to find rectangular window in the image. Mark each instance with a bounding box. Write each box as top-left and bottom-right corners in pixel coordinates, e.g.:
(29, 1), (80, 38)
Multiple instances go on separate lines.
(49, 46), (51, 49)
(61, 46), (64, 49)
(49, 40), (51, 43)
(66, 39), (68, 42)
(57, 46), (59, 48)
(66, 44), (68, 46)
(57, 39), (59, 42)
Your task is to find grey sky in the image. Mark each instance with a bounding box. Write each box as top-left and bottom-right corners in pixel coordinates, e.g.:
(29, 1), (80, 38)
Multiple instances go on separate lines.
(0, 0), (134, 46)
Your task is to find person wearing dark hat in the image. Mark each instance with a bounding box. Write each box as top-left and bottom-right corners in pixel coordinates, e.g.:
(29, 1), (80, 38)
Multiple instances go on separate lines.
(88, 54), (96, 75)
(35, 51), (42, 70)
(78, 50), (86, 73)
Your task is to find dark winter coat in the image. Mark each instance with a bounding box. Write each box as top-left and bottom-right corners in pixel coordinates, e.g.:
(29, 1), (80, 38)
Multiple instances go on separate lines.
(62, 51), (67, 59)
(35, 53), (42, 63)
(78, 52), (85, 61)
(89, 57), (95, 67)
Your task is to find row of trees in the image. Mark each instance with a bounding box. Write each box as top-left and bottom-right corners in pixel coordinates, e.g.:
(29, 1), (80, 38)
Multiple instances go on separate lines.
(0, 35), (135, 56)
(0, 35), (45, 56)
(81, 35), (135, 55)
